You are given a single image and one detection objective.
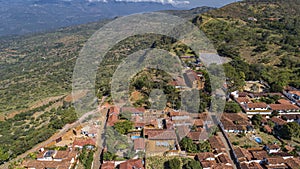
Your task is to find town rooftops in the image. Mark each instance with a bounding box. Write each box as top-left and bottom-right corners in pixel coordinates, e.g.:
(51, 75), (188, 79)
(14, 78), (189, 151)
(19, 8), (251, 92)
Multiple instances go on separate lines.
(119, 159), (144, 169)
(200, 160), (216, 168)
(289, 90), (300, 96)
(240, 162), (263, 169)
(196, 152), (215, 162)
(24, 160), (72, 169)
(250, 150), (269, 160)
(209, 136), (226, 151)
(101, 162), (115, 169)
(285, 157), (300, 169)
(144, 129), (177, 140)
(134, 138), (145, 151)
(216, 153), (232, 165)
(187, 131), (201, 141)
(282, 114), (300, 120)
(234, 147), (252, 162)
(194, 119), (204, 127)
(269, 104), (300, 111)
(246, 103), (268, 109)
(270, 117), (287, 126)
(236, 97), (251, 103)
(277, 99), (292, 105)
(73, 138), (95, 148)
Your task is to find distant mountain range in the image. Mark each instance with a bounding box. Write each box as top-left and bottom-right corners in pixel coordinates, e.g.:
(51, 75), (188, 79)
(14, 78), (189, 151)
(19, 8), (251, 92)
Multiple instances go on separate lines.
(0, 0), (181, 36)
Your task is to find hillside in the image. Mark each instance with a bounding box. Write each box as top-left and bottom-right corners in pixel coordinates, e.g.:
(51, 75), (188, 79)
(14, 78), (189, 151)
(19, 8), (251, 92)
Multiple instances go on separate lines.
(0, 1), (299, 164)
(194, 0), (300, 90)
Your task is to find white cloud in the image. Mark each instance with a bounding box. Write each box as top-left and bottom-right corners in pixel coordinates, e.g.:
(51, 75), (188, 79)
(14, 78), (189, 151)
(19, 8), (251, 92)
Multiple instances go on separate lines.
(86, 0), (190, 5)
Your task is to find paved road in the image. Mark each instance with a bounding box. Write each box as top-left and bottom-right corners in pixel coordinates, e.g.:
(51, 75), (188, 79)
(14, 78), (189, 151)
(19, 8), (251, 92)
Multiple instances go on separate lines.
(0, 97), (106, 169)
(217, 131), (237, 169)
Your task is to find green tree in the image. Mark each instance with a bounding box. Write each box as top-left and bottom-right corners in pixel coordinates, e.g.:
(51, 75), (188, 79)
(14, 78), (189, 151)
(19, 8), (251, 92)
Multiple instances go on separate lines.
(179, 137), (197, 153)
(197, 141), (211, 152)
(278, 122), (300, 140)
(224, 101), (241, 113)
(103, 151), (117, 161)
(165, 158), (181, 169)
(0, 147), (9, 164)
(251, 114), (262, 128)
(183, 160), (202, 169)
(113, 120), (133, 135)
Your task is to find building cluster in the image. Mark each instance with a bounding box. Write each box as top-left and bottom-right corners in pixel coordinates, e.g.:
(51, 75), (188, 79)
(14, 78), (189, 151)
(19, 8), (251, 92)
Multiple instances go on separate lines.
(232, 87), (300, 116)
(22, 121), (99, 169)
(102, 105), (239, 169)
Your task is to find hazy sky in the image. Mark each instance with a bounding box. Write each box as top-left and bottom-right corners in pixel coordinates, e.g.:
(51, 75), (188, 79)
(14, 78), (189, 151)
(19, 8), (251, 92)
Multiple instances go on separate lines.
(88, 0), (240, 8)
(187, 0), (239, 8)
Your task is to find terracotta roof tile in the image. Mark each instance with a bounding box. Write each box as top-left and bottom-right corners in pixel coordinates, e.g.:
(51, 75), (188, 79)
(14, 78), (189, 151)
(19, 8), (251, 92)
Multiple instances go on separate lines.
(144, 129), (177, 140)
(209, 136), (226, 151)
(247, 103), (268, 109)
(200, 160), (216, 168)
(187, 131), (201, 141)
(134, 138), (145, 151)
(73, 138), (95, 148)
(196, 152), (215, 161)
(250, 150), (269, 160)
(119, 159), (144, 169)
(270, 117), (287, 126)
(270, 104), (300, 111)
(101, 162), (115, 169)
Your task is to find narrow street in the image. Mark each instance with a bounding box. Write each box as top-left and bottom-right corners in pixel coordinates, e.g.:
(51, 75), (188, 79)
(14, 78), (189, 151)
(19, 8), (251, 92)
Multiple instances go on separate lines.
(92, 105), (109, 169)
(217, 131), (237, 169)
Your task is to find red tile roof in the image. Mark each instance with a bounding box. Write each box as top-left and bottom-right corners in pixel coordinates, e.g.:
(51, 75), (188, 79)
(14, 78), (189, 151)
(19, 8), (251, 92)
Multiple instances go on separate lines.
(240, 162), (263, 169)
(212, 163), (234, 169)
(277, 99), (291, 105)
(217, 153), (232, 165)
(270, 117), (287, 126)
(24, 160), (72, 169)
(187, 131), (201, 141)
(266, 157), (285, 165)
(250, 150), (269, 160)
(234, 147), (252, 162)
(247, 103), (268, 109)
(221, 113), (251, 131)
(264, 125), (273, 133)
(236, 97), (250, 103)
(73, 138), (95, 148)
(196, 152), (215, 162)
(285, 158), (300, 169)
(119, 159), (144, 169)
(200, 160), (217, 168)
(209, 136), (226, 151)
(290, 90), (300, 96)
(144, 129), (177, 140)
(194, 119), (204, 127)
(101, 162), (115, 169)
(134, 138), (145, 151)
(270, 104), (300, 111)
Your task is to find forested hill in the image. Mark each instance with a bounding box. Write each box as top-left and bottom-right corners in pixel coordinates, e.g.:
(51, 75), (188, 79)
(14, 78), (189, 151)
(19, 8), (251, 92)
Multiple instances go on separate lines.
(0, 0), (299, 116)
(194, 0), (300, 90)
(0, 7), (214, 115)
